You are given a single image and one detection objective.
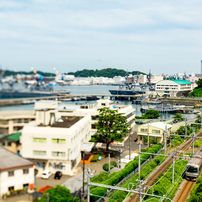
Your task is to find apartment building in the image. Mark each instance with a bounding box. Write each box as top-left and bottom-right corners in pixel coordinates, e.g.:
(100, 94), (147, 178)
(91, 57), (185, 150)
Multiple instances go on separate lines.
(20, 101), (91, 176)
(0, 111), (35, 135)
(155, 80), (193, 97)
(0, 147), (34, 197)
(58, 99), (136, 136)
(137, 122), (172, 143)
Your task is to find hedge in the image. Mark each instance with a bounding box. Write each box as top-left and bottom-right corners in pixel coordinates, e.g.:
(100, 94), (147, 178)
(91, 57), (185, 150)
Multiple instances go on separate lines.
(90, 143), (163, 201)
(91, 155), (99, 162)
(103, 161), (117, 171)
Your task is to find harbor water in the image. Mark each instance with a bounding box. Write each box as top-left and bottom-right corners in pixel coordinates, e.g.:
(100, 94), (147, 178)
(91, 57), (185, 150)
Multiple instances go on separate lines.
(0, 85), (197, 120)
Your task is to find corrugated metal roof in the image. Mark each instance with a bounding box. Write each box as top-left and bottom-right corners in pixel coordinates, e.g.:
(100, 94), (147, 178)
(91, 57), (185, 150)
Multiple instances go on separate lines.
(0, 147), (34, 170)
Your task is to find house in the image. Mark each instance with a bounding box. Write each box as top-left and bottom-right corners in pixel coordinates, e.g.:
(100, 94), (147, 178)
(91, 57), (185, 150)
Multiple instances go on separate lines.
(0, 132), (22, 154)
(155, 80), (193, 97)
(0, 147), (35, 197)
(20, 101), (92, 176)
(0, 111), (35, 135)
(137, 122), (172, 143)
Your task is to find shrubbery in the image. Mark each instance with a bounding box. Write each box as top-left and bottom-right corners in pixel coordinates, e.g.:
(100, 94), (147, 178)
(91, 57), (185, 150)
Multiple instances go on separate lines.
(103, 161), (117, 171)
(188, 175), (202, 202)
(91, 155), (99, 162)
(90, 144), (163, 201)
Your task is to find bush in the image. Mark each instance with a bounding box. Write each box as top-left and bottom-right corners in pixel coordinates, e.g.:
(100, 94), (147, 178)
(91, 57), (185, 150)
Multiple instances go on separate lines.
(103, 161), (117, 171)
(90, 144), (163, 201)
(91, 155), (99, 162)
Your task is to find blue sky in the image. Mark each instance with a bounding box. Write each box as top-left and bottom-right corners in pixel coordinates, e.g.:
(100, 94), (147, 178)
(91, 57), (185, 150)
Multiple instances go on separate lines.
(1, 0), (202, 75)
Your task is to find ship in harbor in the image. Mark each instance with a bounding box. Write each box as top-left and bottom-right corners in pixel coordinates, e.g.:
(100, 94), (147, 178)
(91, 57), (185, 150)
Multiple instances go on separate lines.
(109, 72), (155, 96)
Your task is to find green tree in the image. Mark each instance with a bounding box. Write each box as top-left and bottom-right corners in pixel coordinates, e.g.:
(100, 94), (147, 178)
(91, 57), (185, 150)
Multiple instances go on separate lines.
(172, 113), (185, 122)
(94, 107), (129, 152)
(39, 185), (79, 202)
(196, 78), (202, 88)
(177, 125), (193, 138)
(141, 109), (160, 119)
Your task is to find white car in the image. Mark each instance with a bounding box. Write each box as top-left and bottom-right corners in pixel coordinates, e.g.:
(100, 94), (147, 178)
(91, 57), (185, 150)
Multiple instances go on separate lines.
(41, 170), (52, 179)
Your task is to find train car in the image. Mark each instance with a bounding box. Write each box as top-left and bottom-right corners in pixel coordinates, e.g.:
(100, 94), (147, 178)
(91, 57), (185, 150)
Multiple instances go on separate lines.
(186, 146), (202, 181)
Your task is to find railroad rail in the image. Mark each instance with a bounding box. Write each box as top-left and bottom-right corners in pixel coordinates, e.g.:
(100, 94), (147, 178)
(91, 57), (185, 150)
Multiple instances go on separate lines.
(126, 132), (202, 202)
(173, 180), (195, 202)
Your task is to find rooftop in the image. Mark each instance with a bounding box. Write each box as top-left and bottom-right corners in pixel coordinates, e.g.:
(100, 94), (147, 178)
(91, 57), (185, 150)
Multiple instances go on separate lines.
(1, 132), (22, 141)
(140, 122), (172, 130)
(170, 80), (192, 85)
(0, 146), (34, 171)
(50, 116), (83, 128)
(0, 110), (35, 119)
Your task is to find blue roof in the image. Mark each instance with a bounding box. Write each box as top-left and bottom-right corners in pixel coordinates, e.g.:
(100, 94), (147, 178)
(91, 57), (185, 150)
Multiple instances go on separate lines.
(170, 80), (192, 85)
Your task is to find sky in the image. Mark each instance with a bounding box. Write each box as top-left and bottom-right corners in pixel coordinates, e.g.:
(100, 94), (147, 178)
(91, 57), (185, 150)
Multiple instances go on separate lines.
(1, 0), (202, 75)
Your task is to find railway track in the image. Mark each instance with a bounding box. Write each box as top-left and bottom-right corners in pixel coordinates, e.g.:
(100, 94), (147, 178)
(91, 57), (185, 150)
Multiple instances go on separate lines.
(173, 180), (195, 202)
(127, 132), (202, 202)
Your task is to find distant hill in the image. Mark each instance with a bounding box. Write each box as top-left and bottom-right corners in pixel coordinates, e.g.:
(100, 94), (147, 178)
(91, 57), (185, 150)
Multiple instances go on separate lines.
(1, 70), (56, 77)
(66, 68), (147, 78)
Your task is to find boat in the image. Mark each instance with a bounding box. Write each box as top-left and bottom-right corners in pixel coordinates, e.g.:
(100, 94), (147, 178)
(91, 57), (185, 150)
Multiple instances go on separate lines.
(109, 72), (155, 96)
(148, 99), (162, 105)
(140, 103), (178, 114)
(0, 81), (69, 99)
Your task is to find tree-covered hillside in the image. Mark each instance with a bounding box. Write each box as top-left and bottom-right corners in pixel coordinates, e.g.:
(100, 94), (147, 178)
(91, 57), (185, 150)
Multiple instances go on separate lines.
(189, 78), (202, 96)
(67, 68), (147, 78)
(1, 70), (56, 77)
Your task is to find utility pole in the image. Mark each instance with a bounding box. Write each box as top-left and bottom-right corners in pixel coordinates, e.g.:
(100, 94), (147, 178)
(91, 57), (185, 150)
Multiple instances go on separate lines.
(185, 117), (187, 137)
(86, 169), (95, 202)
(108, 153), (111, 174)
(172, 152), (175, 184)
(81, 150), (85, 201)
(147, 121), (150, 147)
(192, 131), (195, 155)
(129, 132), (132, 160)
(119, 149), (123, 168)
(164, 124), (167, 154)
(46, 193), (49, 202)
(138, 143), (141, 180)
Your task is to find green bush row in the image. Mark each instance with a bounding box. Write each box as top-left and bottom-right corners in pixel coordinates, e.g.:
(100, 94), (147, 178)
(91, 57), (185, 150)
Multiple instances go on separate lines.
(103, 161), (117, 171)
(90, 143), (163, 201)
(145, 159), (188, 201)
(187, 175), (202, 202)
(108, 155), (165, 202)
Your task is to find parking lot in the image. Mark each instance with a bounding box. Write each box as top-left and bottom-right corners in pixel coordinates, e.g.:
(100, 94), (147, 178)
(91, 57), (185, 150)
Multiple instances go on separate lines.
(36, 174), (73, 189)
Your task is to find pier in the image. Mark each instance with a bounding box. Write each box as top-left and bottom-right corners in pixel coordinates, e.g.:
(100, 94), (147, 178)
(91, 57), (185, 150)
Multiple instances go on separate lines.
(0, 94), (141, 106)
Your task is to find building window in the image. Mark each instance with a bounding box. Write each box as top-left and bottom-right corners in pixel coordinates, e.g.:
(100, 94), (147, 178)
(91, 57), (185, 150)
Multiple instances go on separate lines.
(152, 129), (160, 134)
(92, 116), (97, 120)
(91, 124), (96, 129)
(8, 186), (14, 191)
(141, 128), (148, 133)
(36, 162), (46, 169)
(8, 171), (14, 177)
(23, 184), (29, 189)
(33, 138), (46, 143)
(23, 168), (29, 174)
(52, 152), (65, 157)
(7, 142), (12, 146)
(17, 119), (22, 123)
(52, 139), (66, 144)
(52, 165), (65, 170)
(33, 150), (46, 156)
(2, 141), (5, 146)
(24, 119), (29, 123)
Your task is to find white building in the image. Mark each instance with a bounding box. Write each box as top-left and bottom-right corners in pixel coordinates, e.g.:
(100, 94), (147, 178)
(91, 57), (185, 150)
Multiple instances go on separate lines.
(58, 99), (136, 136)
(0, 147), (34, 197)
(150, 75), (164, 84)
(20, 101), (92, 176)
(155, 80), (193, 97)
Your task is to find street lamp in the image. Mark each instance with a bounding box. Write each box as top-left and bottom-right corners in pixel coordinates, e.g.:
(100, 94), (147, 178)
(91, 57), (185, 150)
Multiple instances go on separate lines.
(81, 150), (85, 202)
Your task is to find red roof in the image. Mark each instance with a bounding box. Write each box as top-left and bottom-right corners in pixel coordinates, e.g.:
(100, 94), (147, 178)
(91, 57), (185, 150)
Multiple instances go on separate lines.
(38, 186), (53, 193)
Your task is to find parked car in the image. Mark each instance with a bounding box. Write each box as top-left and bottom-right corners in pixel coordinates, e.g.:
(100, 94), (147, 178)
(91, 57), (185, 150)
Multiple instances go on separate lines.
(54, 171), (63, 179)
(41, 170), (52, 179)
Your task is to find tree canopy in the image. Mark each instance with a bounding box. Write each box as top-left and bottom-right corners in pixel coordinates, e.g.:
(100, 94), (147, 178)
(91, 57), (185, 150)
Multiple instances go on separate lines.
(172, 113), (185, 122)
(39, 185), (79, 202)
(136, 109), (160, 119)
(67, 68), (146, 78)
(93, 107), (130, 152)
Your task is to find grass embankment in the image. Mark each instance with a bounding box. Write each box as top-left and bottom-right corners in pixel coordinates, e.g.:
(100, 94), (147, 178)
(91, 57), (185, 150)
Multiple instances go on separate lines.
(90, 144), (163, 201)
(107, 155), (166, 202)
(143, 159), (188, 202)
